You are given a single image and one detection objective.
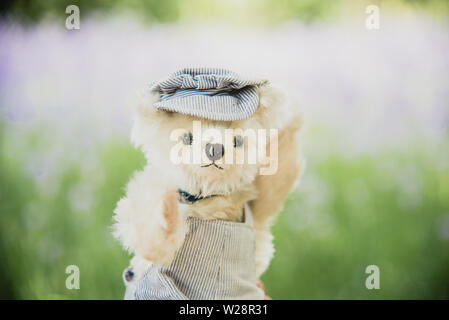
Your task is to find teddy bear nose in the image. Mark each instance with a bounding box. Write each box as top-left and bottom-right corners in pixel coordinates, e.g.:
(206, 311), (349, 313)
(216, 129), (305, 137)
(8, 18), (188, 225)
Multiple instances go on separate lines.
(205, 143), (224, 161)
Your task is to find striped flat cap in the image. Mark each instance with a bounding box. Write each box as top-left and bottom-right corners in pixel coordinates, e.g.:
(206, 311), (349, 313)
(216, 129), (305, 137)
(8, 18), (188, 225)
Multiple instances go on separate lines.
(150, 68), (268, 121)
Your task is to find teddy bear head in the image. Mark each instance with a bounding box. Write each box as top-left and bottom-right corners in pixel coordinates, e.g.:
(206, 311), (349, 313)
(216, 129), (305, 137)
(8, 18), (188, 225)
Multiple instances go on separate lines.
(130, 68), (291, 196)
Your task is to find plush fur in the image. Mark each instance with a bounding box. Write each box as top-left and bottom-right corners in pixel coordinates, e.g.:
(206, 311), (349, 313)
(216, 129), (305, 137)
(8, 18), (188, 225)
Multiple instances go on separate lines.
(113, 83), (304, 282)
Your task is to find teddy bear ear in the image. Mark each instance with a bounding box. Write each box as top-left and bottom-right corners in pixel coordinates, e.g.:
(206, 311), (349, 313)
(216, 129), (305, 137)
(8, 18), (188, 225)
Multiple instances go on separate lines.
(256, 84), (303, 130)
(134, 89), (161, 118)
(130, 89), (169, 150)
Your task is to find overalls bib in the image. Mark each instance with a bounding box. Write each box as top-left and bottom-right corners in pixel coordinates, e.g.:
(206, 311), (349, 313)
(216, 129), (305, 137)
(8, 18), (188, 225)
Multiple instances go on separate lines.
(124, 204), (264, 300)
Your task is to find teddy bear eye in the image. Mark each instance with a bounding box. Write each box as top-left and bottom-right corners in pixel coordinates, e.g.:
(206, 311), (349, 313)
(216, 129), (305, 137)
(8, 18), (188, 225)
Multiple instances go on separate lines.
(182, 132), (193, 145)
(234, 135), (243, 148)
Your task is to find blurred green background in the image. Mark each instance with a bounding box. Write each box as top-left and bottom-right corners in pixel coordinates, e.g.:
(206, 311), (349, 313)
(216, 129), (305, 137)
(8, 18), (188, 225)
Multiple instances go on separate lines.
(0, 0), (448, 299)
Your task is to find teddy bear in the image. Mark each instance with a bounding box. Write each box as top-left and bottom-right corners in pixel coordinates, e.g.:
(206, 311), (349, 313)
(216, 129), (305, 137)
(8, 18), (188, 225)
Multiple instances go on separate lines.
(113, 68), (304, 300)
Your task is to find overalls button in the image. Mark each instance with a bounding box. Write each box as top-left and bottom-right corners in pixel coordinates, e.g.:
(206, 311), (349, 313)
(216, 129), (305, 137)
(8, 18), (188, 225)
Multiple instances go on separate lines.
(124, 268), (134, 282)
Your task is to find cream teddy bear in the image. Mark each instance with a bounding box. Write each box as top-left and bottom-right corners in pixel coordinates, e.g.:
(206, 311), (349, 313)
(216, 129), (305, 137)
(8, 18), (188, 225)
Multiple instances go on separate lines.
(113, 68), (304, 300)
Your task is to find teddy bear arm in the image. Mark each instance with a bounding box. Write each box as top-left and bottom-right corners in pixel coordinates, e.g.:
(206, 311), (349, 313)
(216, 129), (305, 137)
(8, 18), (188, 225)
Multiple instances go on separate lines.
(113, 169), (188, 266)
(254, 224), (274, 277)
(251, 117), (303, 226)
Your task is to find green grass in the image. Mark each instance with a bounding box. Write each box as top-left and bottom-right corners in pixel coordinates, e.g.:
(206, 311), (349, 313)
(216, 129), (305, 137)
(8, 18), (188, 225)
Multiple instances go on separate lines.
(1, 130), (448, 299)
(263, 150), (449, 299)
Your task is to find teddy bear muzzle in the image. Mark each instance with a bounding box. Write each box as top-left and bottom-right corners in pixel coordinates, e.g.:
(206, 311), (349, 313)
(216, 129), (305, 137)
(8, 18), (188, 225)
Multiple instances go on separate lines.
(205, 143), (224, 161)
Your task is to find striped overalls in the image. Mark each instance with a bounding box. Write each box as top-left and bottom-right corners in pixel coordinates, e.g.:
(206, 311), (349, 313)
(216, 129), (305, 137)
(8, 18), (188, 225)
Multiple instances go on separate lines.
(123, 204), (264, 300)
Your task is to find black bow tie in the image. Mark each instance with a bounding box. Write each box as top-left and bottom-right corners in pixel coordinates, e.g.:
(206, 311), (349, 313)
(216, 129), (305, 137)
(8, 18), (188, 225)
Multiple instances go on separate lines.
(177, 189), (218, 204)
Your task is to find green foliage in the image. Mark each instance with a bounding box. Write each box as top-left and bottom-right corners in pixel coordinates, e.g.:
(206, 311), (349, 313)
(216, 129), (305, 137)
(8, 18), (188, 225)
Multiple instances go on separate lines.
(0, 131), (146, 299)
(1, 125), (448, 299)
(0, 0), (181, 24)
(263, 149), (449, 299)
(1, 0), (448, 25)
